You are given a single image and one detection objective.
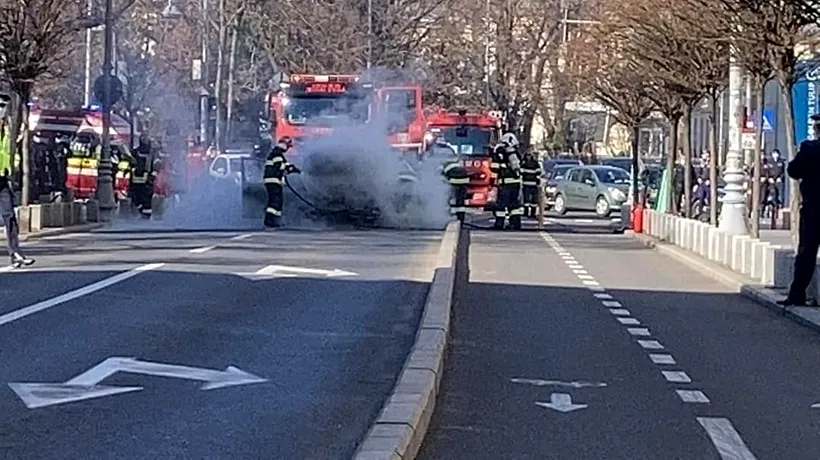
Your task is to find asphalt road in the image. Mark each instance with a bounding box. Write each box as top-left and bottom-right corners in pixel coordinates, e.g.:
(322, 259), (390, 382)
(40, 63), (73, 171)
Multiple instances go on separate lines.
(0, 227), (443, 459)
(420, 218), (820, 459)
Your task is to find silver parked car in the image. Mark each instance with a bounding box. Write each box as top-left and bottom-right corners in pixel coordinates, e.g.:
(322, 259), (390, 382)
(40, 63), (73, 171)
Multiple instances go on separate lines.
(552, 165), (630, 217)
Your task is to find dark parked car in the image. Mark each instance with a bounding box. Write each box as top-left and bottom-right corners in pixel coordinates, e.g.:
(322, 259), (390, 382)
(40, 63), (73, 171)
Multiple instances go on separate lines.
(543, 158), (583, 177)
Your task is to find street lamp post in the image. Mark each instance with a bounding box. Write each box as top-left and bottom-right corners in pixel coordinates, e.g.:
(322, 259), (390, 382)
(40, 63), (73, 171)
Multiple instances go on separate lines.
(718, 49), (748, 235)
(367, 0), (372, 69)
(96, 0), (116, 221)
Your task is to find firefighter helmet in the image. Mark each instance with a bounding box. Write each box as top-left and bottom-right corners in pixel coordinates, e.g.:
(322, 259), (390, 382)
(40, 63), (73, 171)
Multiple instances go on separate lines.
(278, 136), (294, 149)
(500, 132), (519, 148)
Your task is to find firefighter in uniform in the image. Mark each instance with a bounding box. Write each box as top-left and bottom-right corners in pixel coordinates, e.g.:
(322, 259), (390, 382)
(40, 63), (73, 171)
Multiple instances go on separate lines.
(440, 147), (469, 222)
(130, 134), (154, 218)
(520, 149), (542, 218)
(263, 136), (300, 227)
(490, 132), (523, 230)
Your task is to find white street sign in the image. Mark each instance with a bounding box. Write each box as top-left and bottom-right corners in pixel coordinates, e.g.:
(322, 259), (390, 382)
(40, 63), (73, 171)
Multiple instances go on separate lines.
(536, 393), (588, 413)
(236, 264), (358, 280)
(511, 378), (607, 388)
(9, 357), (267, 409)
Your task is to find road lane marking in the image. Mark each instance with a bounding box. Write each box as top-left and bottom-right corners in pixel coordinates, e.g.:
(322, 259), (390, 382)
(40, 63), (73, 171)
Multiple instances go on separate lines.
(572, 269), (588, 274)
(0, 266), (14, 273)
(638, 340), (664, 349)
(649, 354), (676, 365)
(582, 280), (600, 286)
(697, 417), (758, 460)
(189, 245), (216, 254)
(231, 233), (253, 241)
(617, 317), (640, 325)
(594, 293), (613, 299)
(0, 263), (164, 327)
(610, 309), (631, 316)
(574, 219), (594, 223)
(577, 274), (595, 280)
(677, 390), (710, 403)
(602, 300), (622, 308)
(662, 371), (691, 383)
(627, 327), (651, 337)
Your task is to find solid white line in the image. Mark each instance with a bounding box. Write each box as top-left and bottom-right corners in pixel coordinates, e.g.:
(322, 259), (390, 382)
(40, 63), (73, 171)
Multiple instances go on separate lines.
(610, 309), (631, 316)
(0, 263), (164, 327)
(189, 245), (216, 254)
(572, 269), (588, 274)
(602, 300), (622, 308)
(617, 317), (640, 325)
(662, 371), (692, 383)
(638, 340), (664, 350)
(577, 274), (595, 280)
(628, 327), (651, 337)
(594, 293), (613, 299)
(231, 233), (254, 241)
(677, 390), (710, 403)
(649, 354), (676, 365)
(0, 265), (14, 273)
(698, 417), (758, 460)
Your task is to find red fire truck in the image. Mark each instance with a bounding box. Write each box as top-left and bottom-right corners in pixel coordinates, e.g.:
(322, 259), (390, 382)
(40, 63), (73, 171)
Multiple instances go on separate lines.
(28, 107), (134, 200)
(425, 109), (502, 209)
(266, 74), (426, 155)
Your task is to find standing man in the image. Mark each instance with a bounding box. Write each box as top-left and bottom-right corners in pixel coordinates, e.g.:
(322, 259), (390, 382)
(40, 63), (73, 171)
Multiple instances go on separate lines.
(520, 148), (542, 218)
(438, 144), (469, 222)
(778, 114), (820, 306)
(0, 170), (34, 268)
(490, 132), (523, 230)
(130, 134), (154, 218)
(263, 136), (300, 228)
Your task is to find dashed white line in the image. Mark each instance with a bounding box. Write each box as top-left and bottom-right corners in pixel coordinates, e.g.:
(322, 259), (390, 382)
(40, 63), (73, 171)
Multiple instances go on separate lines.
(573, 269), (588, 275)
(697, 417), (758, 460)
(638, 340), (664, 350)
(617, 317), (641, 325)
(0, 263), (165, 327)
(588, 286), (606, 291)
(662, 371), (692, 383)
(594, 293), (613, 299)
(627, 327), (651, 337)
(189, 245), (217, 254)
(577, 275), (595, 280)
(677, 390), (710, 403)
(610, 308), (631, 316)
(649, 354), (676, 365)
(582, 280), (600, 286)
(602, 300), (622, 308)
(231, 233), (254, 241)
(558, 252), (571, 257)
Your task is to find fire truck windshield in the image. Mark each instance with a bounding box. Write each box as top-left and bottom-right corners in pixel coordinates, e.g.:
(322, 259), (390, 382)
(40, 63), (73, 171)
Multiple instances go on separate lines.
(437, 126), (492, 155)
(284, 95), (370, 126)
(383, 89), (416, 132)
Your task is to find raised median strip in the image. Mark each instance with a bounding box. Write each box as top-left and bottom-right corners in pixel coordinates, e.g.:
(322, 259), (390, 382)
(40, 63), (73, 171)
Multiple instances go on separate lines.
(352, 220), (466, 460)
(631, 208), (820, 334)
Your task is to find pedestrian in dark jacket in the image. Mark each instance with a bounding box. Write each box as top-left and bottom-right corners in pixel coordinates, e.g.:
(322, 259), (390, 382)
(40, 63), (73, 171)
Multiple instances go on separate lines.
(0, 170), (34, 268)
(779, 114), (820, 306)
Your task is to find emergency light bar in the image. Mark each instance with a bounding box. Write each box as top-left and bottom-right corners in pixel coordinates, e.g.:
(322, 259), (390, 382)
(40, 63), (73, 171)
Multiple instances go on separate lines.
(289, 74), (361, 84)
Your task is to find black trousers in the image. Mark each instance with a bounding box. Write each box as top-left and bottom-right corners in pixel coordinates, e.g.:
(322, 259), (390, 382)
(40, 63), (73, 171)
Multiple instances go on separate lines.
(450, 185), (467, 222)
(789, 208), (820, 302)
(130, 183), (152, 216)
(522, 185), (538, 217)
(265, 183), (284, 227)
(494, 184), (522, 230)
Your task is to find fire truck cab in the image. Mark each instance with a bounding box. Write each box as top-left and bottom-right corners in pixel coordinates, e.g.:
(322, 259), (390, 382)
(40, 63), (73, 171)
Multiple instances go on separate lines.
(425, 109), (502, 210)
(265, 74), (426, 156)
(28, 107), (135, 200)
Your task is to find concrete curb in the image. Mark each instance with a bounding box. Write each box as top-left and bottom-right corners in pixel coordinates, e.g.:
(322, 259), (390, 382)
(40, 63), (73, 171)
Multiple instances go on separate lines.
(18, 223), (107, 242)
(352, 220), (466, 460)
(629, 231), (820, 335)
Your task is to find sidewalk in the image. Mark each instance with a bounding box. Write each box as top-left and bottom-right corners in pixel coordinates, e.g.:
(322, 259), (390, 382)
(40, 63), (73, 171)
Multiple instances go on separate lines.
(1, 222), (105, 242)
(759, 228), (792, 248)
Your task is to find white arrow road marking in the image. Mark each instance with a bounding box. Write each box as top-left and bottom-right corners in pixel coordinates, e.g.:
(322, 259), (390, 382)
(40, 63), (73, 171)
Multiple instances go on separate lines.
(236, 264), (358, 280)
(698, 417), (758, 460)
(9, 357), (267, 409)
(0, 263), (164, 327)
(536, 393), (588, 412)
(511, 378), (607, 388)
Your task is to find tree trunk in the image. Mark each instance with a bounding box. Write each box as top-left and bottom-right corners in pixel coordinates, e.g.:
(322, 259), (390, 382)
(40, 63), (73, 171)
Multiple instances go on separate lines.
(631, 124), (640, 206)
(225, 23), (239, 143)
(683, 105), (693, 218)
(214, 0), (226, 152)
(778, 79), (799, 247)
(709, 91), (719, 225)
(666, 115), (681, 214)
(19, 85), (31, 206)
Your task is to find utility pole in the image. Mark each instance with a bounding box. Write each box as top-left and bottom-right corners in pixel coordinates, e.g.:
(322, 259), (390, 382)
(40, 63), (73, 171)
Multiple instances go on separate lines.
(367, 0), (373, 69)
(199, 0), (209, 146)
(214, 0), (225, 152)
(97, 0), (115, 221)
(84, 0), (93, 107)
(718, 49), (748, 235)
(484, 0), (491, 106)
